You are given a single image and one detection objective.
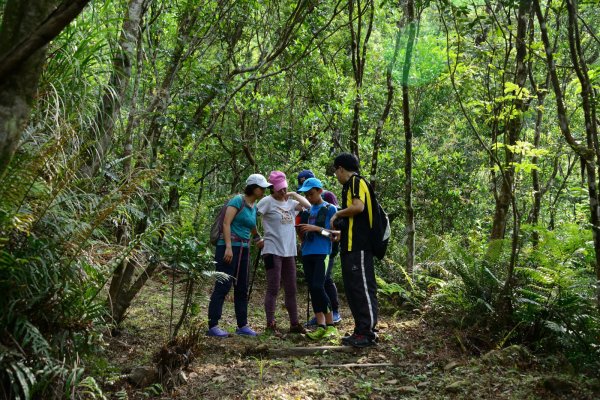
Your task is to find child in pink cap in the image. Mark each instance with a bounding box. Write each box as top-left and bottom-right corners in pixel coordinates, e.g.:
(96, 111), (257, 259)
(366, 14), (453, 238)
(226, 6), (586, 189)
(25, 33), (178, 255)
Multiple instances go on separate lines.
(256, 171), (311, 336)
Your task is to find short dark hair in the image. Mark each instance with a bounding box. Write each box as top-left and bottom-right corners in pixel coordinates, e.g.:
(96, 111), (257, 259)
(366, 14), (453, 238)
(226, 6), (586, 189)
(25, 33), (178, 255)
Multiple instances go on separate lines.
(333, 152), (360, 172)
(244, 184), (260, 196)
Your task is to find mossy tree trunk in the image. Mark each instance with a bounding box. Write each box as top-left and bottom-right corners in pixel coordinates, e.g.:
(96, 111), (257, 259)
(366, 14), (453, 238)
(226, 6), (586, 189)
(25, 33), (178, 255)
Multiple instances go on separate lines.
(0, 0), (89, 178)
(401, 0), (416, 275)
(80, 0), (146, 178)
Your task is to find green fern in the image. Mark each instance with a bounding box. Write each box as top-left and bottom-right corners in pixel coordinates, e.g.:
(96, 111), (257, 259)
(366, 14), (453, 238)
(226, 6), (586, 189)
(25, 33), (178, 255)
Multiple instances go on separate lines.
(0, 123), (149, 399)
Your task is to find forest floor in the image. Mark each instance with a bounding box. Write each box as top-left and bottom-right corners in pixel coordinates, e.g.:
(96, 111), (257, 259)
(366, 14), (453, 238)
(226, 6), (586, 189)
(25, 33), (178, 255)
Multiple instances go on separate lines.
(98, 270), (600, 400)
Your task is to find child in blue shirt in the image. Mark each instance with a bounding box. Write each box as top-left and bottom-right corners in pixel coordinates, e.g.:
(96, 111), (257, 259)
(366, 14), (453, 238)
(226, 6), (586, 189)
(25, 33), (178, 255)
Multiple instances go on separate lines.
(297, 178), (339, 340)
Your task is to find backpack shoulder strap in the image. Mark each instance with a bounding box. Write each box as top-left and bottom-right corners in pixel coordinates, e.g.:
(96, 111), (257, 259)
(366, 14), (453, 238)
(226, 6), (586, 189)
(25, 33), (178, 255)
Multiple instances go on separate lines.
(315, 203), (330, 228)
(224, 194), (245, 221)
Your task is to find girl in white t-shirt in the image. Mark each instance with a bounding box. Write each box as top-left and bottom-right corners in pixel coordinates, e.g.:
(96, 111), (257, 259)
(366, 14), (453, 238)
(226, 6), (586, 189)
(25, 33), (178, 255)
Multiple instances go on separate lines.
(257, 171), (310, 335)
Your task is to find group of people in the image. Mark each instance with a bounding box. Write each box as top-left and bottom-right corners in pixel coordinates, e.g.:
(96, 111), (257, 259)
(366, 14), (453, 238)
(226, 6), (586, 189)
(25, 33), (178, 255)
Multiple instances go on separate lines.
(206, 153), (379, 348)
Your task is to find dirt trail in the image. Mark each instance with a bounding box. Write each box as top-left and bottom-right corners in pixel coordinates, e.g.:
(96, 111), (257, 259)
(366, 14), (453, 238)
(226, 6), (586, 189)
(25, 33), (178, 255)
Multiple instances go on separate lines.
(104, 274), (598, 399)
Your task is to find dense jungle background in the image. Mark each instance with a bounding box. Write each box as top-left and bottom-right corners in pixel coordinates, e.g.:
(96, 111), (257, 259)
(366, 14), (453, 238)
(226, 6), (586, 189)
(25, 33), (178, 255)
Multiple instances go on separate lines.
(1, 0), (599, 398)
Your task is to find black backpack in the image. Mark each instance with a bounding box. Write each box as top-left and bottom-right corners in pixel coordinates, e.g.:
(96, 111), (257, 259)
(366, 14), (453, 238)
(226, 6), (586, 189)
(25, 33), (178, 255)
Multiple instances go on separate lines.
(299, 203), (332, 242)
(371, 200), (390, 260)
(360, 176), (390, 260)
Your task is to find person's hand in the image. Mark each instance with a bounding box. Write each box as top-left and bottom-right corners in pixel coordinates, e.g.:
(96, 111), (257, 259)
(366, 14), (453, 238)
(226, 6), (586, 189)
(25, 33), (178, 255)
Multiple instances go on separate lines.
(286, 191), (297, 201)
(330, 231), (341, 242)
(257, 239), (265, 249)
(330, 213), (338, 228)
(297, 224), (320, 234)
(223, 247), (233, 264)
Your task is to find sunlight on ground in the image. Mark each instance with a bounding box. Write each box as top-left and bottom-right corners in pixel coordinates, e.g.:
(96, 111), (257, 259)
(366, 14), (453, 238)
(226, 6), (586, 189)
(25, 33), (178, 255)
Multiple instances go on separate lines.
(397, 318), (421, 329)
(248, 377), (325, 400)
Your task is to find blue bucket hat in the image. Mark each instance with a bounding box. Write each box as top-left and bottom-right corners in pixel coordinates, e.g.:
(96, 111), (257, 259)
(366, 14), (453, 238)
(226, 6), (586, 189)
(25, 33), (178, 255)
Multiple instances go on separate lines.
(298, 177), (324, 192)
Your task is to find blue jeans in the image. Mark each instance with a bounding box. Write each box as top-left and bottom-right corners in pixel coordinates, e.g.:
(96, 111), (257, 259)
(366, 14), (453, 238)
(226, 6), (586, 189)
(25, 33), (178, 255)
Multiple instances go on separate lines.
(208, 245), (249, 328)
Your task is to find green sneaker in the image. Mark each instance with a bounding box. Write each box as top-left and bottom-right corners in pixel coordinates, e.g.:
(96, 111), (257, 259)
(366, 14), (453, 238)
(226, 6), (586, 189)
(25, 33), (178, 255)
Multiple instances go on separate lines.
(322, 325), (338, 339)
(306, 326), (326, 340)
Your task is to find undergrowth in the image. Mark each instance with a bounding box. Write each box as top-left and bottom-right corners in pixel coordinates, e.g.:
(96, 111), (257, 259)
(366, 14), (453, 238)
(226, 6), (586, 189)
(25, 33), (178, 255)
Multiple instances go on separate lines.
(428, 227), (600, 371)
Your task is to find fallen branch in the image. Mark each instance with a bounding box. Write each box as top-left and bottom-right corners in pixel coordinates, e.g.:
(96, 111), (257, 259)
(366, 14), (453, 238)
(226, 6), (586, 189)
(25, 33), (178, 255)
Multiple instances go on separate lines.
(246, 345), (361, 357)
(315, 363), (394, 368)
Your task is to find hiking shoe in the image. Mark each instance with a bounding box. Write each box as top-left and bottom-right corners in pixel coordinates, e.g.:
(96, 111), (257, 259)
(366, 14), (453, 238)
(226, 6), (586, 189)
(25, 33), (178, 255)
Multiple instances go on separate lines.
(332, 311), (342, 324)
(265, 321), (283, 338)
(289, 323), (307, 334)
(342, 333), (377, 348)
(206, 326), (229, 337)
(322, 325), (338, 339)
(341, 331), (357, 345)
(235, 325), (258, 337)
(304, 317), (317, 327)
(306, 326), (326, 340)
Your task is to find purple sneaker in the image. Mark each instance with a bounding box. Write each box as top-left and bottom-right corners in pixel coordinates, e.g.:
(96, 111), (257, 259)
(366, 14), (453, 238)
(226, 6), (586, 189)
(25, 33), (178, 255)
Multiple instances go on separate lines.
(207, 326), (229, 337)
(235, 325), (257, 337)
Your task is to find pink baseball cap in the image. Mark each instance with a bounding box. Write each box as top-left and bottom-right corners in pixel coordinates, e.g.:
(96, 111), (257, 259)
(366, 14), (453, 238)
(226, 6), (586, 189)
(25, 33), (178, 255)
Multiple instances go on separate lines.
(268, 171), (288, 192)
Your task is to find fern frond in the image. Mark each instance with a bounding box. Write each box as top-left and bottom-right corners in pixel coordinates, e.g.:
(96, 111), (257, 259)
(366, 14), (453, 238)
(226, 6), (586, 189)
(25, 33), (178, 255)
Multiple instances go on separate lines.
(202, 269), (233, 284)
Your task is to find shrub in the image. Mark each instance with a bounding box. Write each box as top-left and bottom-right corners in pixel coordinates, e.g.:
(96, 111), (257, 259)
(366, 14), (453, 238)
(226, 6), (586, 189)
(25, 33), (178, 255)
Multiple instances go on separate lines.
(430, 229), (600, 369)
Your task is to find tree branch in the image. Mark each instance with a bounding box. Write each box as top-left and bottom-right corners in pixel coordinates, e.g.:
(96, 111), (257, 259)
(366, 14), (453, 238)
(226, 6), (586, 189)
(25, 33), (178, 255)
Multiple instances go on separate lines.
(0, 0), (91, 81)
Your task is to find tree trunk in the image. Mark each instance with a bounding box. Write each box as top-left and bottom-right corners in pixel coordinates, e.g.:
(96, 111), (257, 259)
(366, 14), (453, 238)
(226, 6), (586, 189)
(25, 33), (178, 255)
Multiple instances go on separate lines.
(81, 0), (146, 178)
(564, 0), (600, 308)
(348, 0), (374, 158)
(0, 0), (90, 79)
(172, 275), (195, 339)
(370, 20), (402, 190)
(138, 9), (198, 168)
(534, 0), (600, 308)
(122, 22), (145, 179)
(489, 0), (532, 241)
(111, 257), (161, 325)
(495, 0), (533, 322)
(401, 0), (416, 274)
(0, 0), (89, 178)
(108, 9), (198, 325)
(527, 68), (549, 247)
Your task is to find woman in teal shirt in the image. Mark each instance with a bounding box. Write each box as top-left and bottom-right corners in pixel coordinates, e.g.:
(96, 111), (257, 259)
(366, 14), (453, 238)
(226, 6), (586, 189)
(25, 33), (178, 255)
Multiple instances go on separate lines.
(207, 174), (271, 337)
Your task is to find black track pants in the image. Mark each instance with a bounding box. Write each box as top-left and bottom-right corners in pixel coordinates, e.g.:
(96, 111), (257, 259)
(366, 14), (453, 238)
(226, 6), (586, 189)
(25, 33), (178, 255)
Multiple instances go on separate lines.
(341, 250), (378, 339)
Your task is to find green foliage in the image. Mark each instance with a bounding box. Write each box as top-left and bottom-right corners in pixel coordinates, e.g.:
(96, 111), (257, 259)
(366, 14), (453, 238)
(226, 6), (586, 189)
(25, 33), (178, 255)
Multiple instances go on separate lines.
(159, 226), (212, 273)
(431, 227), (600, 369)
(376, 234), (448, 316)
(1, 0), (599, 391)
(432, 237), (504, 322)
(514, 224), (599, 367)
(377, 270), (443, 316)
(0, 236), (103, 399)
(76, 376), (106, 399)
(388, 24), (447, 87)
(0, 120), (141, 398)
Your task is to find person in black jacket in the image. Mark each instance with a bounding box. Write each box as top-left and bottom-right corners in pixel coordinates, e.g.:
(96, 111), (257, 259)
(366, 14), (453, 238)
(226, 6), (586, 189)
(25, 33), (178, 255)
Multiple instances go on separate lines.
(330, 153), (378, 348)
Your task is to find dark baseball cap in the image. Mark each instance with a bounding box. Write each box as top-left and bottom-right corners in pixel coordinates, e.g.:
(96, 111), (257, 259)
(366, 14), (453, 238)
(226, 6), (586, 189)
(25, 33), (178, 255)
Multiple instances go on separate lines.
(297, 169), (315, 190)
